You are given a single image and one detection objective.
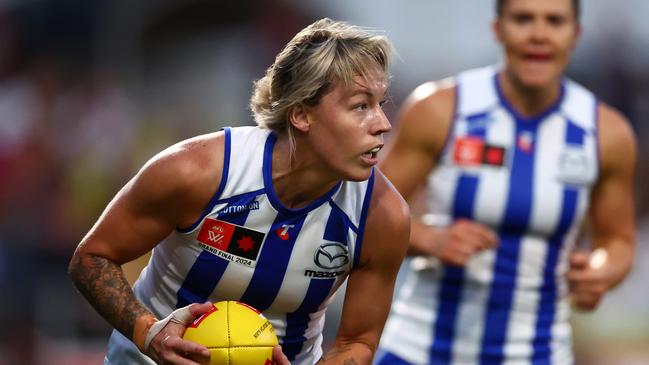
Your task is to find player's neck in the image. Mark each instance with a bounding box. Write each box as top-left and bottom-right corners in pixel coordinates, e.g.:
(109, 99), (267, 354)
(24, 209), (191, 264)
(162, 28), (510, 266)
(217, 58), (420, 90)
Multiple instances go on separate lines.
(271, 135), (339, 209)
(498, 71), (562, 119)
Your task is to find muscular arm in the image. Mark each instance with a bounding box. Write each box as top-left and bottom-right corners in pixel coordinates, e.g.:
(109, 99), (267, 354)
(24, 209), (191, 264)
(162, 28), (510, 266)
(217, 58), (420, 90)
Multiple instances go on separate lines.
(568, 104), (637, 310)
(380, 81), (453, 202)
(68, 132), (225, 349)
(380, 81), (497, 261)
(318, 171), (410, 364)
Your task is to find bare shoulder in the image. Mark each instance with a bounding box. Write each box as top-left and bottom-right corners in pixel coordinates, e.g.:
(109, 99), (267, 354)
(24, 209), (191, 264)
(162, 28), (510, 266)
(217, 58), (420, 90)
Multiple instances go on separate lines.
(368, 169), (409, 223)
(359, 169), (410, 264)
(397, 78), (456, 153)
(597, 103), (637, 174)
(132, 131), (226, 224)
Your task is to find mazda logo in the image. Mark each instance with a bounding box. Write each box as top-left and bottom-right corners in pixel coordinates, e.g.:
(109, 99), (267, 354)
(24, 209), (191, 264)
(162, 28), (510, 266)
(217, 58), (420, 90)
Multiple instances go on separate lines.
(314, 242), (349, 270)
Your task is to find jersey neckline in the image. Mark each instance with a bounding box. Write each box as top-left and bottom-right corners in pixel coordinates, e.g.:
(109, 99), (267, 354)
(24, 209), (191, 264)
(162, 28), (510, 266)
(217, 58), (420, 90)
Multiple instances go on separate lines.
(493, 72), (566, 125)
(262, 132), (342, 216)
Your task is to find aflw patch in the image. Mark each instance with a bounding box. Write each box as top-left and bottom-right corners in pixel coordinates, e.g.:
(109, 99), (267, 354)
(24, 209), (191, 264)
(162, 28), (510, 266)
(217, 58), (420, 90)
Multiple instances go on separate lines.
(197, 218), (266, 267)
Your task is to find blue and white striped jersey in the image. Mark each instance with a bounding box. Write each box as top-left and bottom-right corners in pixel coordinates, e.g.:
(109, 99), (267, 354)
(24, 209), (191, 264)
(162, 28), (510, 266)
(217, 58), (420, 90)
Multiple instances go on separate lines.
(379, 66), (599, 365)
(106, 126), (375, 365)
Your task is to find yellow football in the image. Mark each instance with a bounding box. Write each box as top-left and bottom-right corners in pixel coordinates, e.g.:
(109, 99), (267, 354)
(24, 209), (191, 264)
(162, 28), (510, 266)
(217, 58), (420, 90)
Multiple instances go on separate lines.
(183, 301), (278, 365)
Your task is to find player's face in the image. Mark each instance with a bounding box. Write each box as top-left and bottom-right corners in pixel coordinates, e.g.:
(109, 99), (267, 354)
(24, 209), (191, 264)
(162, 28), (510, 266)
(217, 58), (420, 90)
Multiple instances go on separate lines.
(305, 75), (390, 181)
(494, 0), (580, 89)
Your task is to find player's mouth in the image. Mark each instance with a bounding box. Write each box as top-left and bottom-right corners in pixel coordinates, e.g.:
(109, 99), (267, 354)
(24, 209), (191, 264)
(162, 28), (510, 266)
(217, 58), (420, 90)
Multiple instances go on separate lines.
(361, 145), (383, 165)
(523, 52), (553, 62)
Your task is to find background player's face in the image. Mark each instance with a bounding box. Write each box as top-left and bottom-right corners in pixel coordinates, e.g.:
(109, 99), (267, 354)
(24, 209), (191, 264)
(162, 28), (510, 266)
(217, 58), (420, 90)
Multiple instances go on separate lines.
(493, 0), (580, 89)
(304, 75), (390, 181)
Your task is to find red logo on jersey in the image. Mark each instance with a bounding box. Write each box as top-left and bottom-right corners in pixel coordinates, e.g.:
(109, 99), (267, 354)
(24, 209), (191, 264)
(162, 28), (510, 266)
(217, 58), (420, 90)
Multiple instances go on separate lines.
(483, 145), (505, 166)
(276, 224), (294, 240)
(453, 137), (506, 167)
(453, 137), (484, 166)
(237, 235), (255, 252)
(197, 218), (236, 251)
(197, 218), (266, 263)
(517, 132), (534, 153)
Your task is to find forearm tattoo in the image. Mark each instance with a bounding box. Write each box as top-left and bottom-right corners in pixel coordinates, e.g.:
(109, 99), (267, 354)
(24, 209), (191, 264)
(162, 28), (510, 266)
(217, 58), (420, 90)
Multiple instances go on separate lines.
(69, 253), (150, 339)
(317, 345), (359, 365)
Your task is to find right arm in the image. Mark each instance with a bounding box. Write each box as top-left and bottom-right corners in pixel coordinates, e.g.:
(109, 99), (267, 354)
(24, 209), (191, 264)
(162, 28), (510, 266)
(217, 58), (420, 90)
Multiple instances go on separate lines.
(68, 132), (225, 363)
(380, 80), (497, 264)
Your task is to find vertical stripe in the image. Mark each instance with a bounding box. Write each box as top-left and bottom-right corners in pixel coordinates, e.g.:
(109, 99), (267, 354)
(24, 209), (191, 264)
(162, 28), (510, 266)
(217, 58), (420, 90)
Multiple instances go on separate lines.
(175, 193), (258, 308)
(430, 113), (486, 364)
(282, 208), (349, 360)
(532, 120), (583, 364)
(283, 279), (336, 361)
(481, 121), (536, 365)
(239, 214), (306, 311)
(353, 169), (375, 268)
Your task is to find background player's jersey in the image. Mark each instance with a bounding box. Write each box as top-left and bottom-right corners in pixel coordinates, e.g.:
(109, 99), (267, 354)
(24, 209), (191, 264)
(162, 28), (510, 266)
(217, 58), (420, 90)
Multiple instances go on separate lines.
(106, 126), (375, 365)
(380, 66), (599, 365)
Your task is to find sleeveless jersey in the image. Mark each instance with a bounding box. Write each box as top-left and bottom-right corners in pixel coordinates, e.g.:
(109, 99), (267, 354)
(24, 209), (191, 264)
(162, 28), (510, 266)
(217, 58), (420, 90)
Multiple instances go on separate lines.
(106, 126), (375, 365)
(379, 66), (599, 365)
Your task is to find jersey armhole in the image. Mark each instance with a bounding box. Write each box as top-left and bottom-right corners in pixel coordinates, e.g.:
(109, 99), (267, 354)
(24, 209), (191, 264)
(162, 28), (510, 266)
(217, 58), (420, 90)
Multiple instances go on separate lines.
(176, 127), (232, 233)
(352, 168), (376, 268)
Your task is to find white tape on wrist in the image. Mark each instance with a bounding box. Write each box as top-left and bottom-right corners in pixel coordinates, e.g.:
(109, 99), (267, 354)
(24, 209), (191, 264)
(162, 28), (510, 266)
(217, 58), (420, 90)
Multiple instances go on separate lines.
(144, 305), (193, 352)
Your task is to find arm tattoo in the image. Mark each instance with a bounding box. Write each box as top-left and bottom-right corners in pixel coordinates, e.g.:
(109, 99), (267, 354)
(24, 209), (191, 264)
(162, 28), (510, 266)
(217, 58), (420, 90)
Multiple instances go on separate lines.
(316, 345), (359, 364)
(69, 253), (150, 340)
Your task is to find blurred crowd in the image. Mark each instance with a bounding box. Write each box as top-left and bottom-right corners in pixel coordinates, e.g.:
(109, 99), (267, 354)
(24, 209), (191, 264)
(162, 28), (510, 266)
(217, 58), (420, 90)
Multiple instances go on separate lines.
(0, 1), (647, 364)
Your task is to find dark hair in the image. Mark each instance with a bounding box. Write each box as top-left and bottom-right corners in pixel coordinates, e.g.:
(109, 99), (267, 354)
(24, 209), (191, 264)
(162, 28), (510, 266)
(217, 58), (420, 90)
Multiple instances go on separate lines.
(496, 0), (580, 19)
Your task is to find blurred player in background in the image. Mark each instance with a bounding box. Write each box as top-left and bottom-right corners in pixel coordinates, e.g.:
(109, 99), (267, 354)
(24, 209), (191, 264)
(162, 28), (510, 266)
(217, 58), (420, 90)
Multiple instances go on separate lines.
(69, 18), (409, 365)
(376, 0), (636, 364)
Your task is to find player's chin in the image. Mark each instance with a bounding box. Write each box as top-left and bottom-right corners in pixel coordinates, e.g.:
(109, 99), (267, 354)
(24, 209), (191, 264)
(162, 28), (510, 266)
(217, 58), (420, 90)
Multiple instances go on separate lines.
(343, 166), (373, 182)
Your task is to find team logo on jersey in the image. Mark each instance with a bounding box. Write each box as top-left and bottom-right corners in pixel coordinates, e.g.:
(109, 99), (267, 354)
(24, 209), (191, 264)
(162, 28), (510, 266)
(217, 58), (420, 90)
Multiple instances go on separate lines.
(517, 131), (534, 153)
(304, 242), (349, 279)
(453, 137), (506, 167)
(197, 218), (266, 267)
(217, 200), (260, 215)
(276, 224), (294, 240)
(314, 242), (349, 269)
(557, 147), (596, 185)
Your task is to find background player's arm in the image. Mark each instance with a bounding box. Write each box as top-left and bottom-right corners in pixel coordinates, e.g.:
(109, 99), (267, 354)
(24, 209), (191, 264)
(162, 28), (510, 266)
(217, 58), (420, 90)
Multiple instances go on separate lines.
(68, 132), (224, 359)
(567, 104), (637, 310)
(318, 171), (409, 365)
(380, 81), (497, 263)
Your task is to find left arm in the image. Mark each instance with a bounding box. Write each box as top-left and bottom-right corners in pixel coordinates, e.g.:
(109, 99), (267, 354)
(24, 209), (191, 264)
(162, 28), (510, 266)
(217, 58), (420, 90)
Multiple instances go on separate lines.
(318, 171), (410, 364)
(567, 103), (637, 310)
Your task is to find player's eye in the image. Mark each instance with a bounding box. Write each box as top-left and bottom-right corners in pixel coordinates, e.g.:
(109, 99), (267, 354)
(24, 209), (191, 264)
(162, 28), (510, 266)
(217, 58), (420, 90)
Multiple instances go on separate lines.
(353, 103), (368, 111)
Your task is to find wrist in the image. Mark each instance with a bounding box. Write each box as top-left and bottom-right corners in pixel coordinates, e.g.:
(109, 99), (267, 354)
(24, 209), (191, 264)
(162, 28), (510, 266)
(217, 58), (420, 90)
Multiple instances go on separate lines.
(133, 313), (158, 353)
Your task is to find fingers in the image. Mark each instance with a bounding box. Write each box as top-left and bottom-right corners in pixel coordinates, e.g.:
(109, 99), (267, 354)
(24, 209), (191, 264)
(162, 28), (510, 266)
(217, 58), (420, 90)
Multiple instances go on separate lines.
(570, 287), (605, 311)
(453, 219), (498, 250)
(437, 219), (499, 266)
(188, 301), (215, 318)
(174, 336), (211, 363)
(273, 345), (291, 365)
(569, 251), (589, 270)
(154, 333), (211, 365)
(567, 250), (609, 311)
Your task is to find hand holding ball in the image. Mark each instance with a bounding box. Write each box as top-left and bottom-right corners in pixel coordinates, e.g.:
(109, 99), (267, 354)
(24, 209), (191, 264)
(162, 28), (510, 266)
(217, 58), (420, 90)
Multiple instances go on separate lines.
(183, 301), (279, 365)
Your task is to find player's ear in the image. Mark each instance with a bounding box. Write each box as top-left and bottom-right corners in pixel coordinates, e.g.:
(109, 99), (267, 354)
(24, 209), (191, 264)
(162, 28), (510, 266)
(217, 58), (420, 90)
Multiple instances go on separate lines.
(492, 18), (503, 43)
(570, 22), (582, 50)
(289, 104), (311, 132)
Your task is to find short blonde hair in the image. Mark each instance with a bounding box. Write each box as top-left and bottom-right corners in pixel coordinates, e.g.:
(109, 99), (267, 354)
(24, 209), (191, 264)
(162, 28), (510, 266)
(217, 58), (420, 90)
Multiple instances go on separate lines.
(250, 18), (392, 135)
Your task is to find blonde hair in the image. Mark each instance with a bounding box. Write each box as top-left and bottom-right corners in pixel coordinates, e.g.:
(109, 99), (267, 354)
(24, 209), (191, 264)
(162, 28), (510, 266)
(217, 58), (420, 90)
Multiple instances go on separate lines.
(250, 18), (392, 147)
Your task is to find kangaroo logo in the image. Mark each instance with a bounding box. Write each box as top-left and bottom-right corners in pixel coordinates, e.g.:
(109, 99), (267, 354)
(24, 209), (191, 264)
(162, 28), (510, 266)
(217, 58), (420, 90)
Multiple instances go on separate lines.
(314, 242), (349, 270)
